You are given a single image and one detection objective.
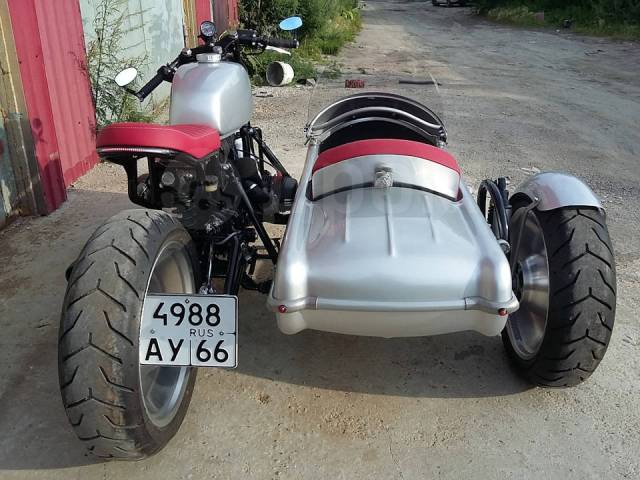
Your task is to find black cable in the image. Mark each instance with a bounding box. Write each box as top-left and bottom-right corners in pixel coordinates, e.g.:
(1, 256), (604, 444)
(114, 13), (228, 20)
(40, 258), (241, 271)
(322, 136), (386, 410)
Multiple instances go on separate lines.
(478, 180), (509, 241)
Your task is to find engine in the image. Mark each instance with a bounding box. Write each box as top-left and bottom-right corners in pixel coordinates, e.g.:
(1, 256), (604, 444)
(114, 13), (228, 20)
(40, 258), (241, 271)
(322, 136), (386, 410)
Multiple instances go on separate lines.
(134, 147), (297, 232)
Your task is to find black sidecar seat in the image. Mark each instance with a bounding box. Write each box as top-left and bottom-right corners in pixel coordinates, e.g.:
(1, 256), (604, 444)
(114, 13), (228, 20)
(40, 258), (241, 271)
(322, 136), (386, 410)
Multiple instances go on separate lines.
(311, 139), (461, 201)
(96, 122), (221, 159)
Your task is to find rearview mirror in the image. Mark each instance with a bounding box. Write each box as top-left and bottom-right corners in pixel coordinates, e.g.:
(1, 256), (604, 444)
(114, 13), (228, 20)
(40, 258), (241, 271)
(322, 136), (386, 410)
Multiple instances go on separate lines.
(279, 16), (302, 31)
(114, 67), (138, 87)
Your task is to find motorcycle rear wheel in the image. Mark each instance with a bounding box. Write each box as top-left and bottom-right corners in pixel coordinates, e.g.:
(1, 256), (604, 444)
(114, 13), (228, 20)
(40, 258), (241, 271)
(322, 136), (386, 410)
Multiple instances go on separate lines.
(59, 209), (198, 459)
(503, 205), (616, 387)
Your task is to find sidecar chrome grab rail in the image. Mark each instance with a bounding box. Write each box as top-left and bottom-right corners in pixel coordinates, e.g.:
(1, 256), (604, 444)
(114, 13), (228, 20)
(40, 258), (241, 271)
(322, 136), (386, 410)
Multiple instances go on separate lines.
(268, 293), (520, 315)
(309, 106), (443, 134)
(307, 92), (446, 138)
(311, 116), (440, 144)
(309, 92), (444, 125)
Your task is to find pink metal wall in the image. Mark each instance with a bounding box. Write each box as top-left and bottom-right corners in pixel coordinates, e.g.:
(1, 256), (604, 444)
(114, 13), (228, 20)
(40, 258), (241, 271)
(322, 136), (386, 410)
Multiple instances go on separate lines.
(195, 0), (213, 32)
(214, 0), (239, 31)
(195, 0), (238, 34)
(8, 0), (97, 213)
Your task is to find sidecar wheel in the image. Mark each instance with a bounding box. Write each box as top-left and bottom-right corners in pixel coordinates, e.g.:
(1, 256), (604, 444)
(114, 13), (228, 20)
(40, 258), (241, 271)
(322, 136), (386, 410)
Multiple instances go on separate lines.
(59, 209), (198, 459)
(503, 206), (616, 387)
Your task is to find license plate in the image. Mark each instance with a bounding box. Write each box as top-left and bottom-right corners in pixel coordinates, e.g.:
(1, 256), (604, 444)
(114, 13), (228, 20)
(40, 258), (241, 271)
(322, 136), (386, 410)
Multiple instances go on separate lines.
(139, 294), (237, 368)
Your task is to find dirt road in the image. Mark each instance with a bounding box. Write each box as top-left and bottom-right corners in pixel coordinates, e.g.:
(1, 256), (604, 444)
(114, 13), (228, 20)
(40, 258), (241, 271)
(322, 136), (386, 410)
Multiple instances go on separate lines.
(1, 1), (639, 478)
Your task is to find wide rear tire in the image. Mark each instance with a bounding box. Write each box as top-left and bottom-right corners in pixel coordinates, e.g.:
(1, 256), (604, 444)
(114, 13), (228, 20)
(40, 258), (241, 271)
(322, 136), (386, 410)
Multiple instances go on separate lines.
(59, 209), (199, 459)
(503, 206), (616, 387)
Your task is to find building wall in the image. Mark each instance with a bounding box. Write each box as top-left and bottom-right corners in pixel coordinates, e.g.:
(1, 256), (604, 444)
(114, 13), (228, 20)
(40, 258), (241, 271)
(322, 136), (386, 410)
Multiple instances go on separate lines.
(79, 0), (187, 108)
(3, 0), (94, 216)
(0, 0), (18, 226)
(0, 0), (45, 225)
(0, 116), (17, 227)
(7, 0), (98, 212)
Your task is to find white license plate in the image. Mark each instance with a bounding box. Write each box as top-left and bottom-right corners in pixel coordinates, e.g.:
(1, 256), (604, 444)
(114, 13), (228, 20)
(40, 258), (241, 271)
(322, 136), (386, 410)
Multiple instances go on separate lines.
(140, 294), (237, 368)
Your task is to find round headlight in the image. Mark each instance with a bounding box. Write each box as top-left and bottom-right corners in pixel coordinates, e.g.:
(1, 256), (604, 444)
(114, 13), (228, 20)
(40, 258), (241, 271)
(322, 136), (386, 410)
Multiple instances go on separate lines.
(200, 21), (216, 39)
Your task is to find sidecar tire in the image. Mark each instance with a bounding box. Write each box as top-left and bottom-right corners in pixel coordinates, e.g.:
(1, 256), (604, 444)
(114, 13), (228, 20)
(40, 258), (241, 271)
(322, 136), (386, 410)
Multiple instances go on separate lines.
(503, 206), (616, 387)
(59, 209), (198, 460)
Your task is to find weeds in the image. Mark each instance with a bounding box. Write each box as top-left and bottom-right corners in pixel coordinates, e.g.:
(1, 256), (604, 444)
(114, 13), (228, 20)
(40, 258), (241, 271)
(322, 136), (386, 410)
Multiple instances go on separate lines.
(239, 0), (362, 83)
(475, 0), (640, 39)
(85, 0), (161, 129)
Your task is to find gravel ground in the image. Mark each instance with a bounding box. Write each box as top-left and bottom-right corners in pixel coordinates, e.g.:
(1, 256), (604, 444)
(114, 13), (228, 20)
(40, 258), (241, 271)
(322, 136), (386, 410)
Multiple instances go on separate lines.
(1, 1), (639, 478)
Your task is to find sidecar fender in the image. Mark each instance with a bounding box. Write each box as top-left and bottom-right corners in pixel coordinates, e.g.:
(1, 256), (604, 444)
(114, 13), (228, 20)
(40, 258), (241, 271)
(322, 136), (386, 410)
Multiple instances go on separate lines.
(511, 172), (603, 211)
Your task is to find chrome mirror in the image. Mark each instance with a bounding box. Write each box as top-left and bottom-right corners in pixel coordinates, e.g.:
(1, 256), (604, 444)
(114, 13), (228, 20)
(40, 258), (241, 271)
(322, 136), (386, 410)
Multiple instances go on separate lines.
(114, 67), (138, 87)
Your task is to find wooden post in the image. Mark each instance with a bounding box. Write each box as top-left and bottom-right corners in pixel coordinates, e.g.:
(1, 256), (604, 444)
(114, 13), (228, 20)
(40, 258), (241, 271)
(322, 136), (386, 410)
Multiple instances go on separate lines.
(182, 0), (199, 48)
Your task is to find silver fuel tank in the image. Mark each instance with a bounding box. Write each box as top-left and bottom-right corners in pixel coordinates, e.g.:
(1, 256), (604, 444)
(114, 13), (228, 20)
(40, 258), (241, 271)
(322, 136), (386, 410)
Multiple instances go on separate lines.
(170, 53), (253, 138)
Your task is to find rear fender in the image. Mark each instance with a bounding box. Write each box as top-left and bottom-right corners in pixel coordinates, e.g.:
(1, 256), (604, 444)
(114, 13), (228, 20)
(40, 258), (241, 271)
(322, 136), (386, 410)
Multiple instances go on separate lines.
(510, 172), (603, 211)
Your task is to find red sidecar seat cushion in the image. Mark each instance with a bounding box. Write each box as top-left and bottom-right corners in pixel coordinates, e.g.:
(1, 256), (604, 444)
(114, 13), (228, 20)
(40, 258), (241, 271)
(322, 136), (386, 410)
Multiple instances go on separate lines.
(313, 139), (460, 174)
(311, 139), (461, 201)
(96, 123), (221, 159)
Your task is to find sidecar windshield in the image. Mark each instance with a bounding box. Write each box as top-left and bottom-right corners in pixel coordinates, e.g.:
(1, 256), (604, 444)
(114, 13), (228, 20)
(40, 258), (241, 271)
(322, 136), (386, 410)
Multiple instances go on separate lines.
(306, 68), (447, 148)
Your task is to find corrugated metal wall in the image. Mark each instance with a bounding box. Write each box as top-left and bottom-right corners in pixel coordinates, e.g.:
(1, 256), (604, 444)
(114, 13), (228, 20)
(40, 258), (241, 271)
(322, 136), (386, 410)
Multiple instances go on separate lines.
(214, 0), (239, 31)
(1, 0), (46, 222)
(7, 0), (97, 212)
(0, 115), (17, 226)
(37, 1), (98, 186)
(194, 0), (238, 34)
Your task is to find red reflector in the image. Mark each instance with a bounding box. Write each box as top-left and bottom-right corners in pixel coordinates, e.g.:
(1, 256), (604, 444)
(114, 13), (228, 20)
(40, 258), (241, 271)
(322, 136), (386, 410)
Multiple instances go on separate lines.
(278, 305), (288, 314)
(498, 308), (508, 317)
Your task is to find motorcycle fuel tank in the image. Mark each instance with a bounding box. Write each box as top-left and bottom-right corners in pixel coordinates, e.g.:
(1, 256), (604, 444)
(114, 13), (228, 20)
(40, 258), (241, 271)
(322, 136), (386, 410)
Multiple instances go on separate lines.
(170, 53), (252, 138)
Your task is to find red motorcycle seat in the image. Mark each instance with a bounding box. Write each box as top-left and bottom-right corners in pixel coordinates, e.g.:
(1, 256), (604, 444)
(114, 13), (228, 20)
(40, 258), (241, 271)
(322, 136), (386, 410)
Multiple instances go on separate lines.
(313, 139), (460, 173)
(96, 123), (221, 159)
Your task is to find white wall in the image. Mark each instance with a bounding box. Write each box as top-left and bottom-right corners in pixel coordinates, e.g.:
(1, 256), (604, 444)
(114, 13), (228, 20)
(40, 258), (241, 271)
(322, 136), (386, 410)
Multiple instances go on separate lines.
(79, 0), (186, 105)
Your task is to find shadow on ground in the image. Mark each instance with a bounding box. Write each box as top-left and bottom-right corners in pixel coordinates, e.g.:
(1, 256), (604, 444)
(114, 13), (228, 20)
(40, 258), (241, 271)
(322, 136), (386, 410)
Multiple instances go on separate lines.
(0, 190), (133, 470)
(236, 290), (532, 399)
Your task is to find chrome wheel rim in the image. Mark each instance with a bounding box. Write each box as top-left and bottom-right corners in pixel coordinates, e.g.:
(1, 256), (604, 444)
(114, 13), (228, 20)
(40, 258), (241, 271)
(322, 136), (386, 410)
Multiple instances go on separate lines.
(140, 239), (194, 429)
(507, 209), (550, 360)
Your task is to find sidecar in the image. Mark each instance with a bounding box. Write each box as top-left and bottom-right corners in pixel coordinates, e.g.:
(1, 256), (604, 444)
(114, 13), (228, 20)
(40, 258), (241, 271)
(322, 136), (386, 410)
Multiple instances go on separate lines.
(269, 89), (616, 388)
(268, 92), (517, 337)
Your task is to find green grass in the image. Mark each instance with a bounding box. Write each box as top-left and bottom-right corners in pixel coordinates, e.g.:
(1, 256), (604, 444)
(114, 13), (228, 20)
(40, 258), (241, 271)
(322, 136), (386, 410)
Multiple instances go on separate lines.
(477, 1), (640, 40)
(313, 7), (362, 55)
(244, 4), (361, 84)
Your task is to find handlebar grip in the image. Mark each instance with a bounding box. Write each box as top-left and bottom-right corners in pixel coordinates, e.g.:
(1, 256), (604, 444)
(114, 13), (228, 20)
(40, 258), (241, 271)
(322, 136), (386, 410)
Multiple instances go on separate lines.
(264, 37), (299, 49)
(136, 72), (164, 101)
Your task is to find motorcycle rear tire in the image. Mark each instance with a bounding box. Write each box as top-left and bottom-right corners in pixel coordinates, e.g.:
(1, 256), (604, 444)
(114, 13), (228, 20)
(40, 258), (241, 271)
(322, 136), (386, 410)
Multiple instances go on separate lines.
(503, 206), (616, 387)
(59, 209), (198, 460)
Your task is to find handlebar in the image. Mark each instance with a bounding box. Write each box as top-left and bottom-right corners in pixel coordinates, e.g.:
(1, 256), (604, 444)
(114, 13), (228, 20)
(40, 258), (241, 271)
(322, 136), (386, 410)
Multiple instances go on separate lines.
(134, 31), (299, 101)
(262, 37), (299, 49)
(236, 30), (299, 50)
(136, 71), (164, 101)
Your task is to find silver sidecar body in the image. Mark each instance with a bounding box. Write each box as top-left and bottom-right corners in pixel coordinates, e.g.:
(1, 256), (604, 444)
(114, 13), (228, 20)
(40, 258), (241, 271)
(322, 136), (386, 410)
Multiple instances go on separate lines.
(268, 91), (519, 338)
